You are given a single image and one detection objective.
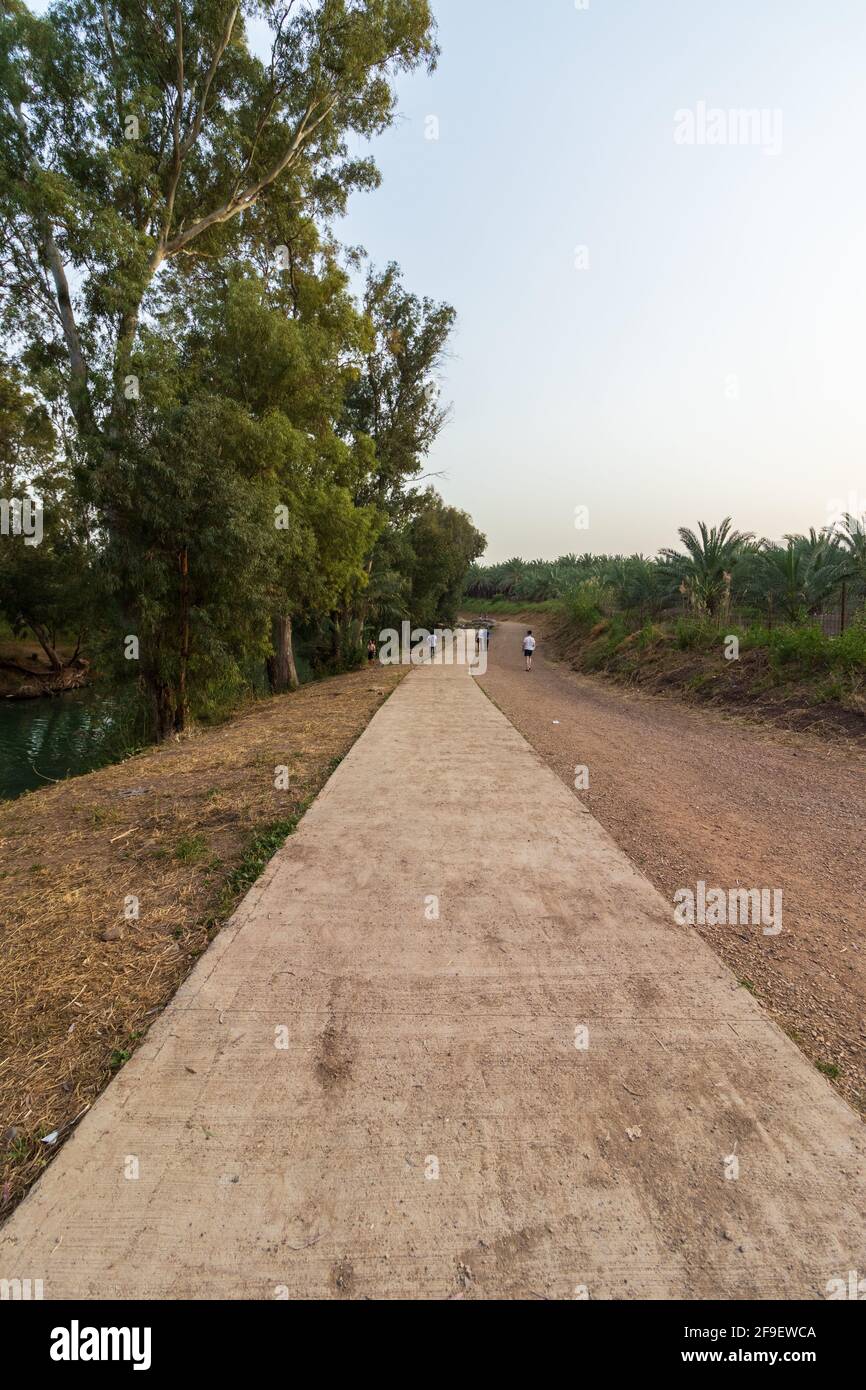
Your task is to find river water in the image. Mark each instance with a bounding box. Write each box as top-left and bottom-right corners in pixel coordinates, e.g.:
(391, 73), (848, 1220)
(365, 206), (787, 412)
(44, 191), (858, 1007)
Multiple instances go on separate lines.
(0, 685), (149, 801)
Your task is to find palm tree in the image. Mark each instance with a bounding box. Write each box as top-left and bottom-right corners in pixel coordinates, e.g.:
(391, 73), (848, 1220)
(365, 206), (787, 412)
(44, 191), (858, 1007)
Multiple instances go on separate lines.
(659, 518), (753, 617)
(499, 556), (527, 598)
(748, 534), (843, 622)
(835, 513), (866, 588)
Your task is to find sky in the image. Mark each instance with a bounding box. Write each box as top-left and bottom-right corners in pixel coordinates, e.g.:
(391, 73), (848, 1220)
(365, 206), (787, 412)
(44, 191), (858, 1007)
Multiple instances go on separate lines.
(335, 0), (866, 561)
(26, 1), (866, 562)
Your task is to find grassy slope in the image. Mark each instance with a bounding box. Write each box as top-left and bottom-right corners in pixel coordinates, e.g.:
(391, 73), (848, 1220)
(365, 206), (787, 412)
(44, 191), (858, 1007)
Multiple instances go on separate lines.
(0, 663), (405, 1218)
(548, 606), (866, 740)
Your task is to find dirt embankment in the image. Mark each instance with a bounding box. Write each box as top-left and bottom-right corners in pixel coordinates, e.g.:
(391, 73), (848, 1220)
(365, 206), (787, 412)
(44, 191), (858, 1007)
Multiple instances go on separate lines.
(478, 621), (866, 1118)
(0, 664), (404, 1216)
(544, 613), (866, 744)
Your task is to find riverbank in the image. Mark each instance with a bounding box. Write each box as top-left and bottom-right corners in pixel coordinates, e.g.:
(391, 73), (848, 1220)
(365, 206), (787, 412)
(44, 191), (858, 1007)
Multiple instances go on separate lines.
(0, 633), (86, 700)
(0, 664), (404, 1218)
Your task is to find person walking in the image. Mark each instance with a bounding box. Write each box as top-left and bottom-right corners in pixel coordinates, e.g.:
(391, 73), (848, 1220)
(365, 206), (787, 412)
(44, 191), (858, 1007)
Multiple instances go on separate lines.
(429, 629), (439, 663)
(367, 638), (377, 665)
(523, 629), (536, 671)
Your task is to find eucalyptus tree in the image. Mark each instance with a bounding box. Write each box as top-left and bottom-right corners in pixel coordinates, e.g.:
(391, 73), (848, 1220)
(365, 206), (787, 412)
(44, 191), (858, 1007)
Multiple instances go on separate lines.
(0, 0), (438, 467)
(0, 359), (94, 674)
(402, 489), (485, 628)
(0, 0), (439, 723)
(345, 261), (455, 511)
(335, 261), (456, 656)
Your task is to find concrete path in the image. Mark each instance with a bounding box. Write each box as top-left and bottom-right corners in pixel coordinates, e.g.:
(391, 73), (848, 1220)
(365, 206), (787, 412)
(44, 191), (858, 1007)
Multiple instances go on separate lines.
(2, 661), (865, 1299)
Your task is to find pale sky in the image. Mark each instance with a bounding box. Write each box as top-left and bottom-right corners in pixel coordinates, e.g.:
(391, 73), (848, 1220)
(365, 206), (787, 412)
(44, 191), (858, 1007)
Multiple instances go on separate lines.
(26, 1), (866, 562)
(340, 0), (866, 561)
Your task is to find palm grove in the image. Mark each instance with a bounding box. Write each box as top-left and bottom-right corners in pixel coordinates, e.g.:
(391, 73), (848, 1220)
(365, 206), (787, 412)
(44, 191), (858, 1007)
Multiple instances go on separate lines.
(466, 518), (866, 625)
(0, 0), (484, 738)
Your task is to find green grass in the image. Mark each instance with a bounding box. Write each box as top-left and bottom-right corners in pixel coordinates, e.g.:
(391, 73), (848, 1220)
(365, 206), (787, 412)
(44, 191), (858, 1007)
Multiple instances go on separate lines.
(652, 615), (866, 680)
(221, 803), (314, 904)
(582, 616), (629, 671)
(561, 582), (606, 633)
(174, 834), (209, 864)
(816, 1060), (841, 1080)
(674, 617), (721, 651)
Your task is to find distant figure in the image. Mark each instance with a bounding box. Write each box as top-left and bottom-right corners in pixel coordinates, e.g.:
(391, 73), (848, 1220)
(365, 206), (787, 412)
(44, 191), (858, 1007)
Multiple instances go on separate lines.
(477, 627), (487, 656)
(429, 630), (439, 663)
(367, 639), (377, 664)
(523, 629), (536, 672)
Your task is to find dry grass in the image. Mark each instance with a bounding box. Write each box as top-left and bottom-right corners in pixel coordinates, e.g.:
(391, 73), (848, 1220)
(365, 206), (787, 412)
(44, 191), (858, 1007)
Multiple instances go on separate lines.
(0, 665), (404, 1217)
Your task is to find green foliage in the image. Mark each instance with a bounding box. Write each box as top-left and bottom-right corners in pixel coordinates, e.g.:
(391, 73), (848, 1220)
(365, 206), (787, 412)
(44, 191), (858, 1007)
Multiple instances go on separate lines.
(346, 262), (456, 507)
(601, 555), (673, 617)
(741, 532), (845, 621)
(659, 518), (753, 616)
(466, 516), (866, 642)
(562, 581), (606, 633)
(0, 360), (96, 664)
(674, 618), (721, 651)
(225, 810), (311, 901)
(403, 489), (485, 627)
(0, 0), (454, 737)
(174, 834), (208, 864)
(582, 615), (628, 671)
(460, 597), (560, 616)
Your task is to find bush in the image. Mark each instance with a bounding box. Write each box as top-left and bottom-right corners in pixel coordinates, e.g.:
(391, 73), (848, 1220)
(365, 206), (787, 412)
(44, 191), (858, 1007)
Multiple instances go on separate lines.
(674, 618), (719, 651)
(563, 581), (607, 634)
(766, 624), (827, 670)
(635, 622), (666, 652)
(583, 616), (628, 670)
(832, 623), (866, 672)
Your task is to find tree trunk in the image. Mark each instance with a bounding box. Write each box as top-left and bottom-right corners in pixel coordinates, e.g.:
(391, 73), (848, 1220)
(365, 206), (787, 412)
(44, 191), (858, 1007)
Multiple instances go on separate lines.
(176, 548), (191, 733)
(268, 614), (299, 693)
(150, 678), (177, 743)
(330, 610), (343, 667)
(26, 620), (65, 672)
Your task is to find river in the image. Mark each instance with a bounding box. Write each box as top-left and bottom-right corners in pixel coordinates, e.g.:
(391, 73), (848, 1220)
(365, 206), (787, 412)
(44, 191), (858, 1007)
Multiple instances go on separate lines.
(0, 685), (149, 801)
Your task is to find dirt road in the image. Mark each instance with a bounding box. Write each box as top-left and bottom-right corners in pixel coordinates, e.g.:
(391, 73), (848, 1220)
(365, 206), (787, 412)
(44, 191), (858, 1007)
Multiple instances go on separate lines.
(479, 621), (866, 1113)
(2, 658), (865, 1299)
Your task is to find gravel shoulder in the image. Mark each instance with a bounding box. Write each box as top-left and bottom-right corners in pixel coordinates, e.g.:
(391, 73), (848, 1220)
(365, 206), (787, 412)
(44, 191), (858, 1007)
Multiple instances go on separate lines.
(478, 621), (866, 1115)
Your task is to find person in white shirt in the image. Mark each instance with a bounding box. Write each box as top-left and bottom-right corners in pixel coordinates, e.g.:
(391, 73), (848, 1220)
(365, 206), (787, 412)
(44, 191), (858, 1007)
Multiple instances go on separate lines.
(523, 629), (536, 671)
(428, 630), (439, 663)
